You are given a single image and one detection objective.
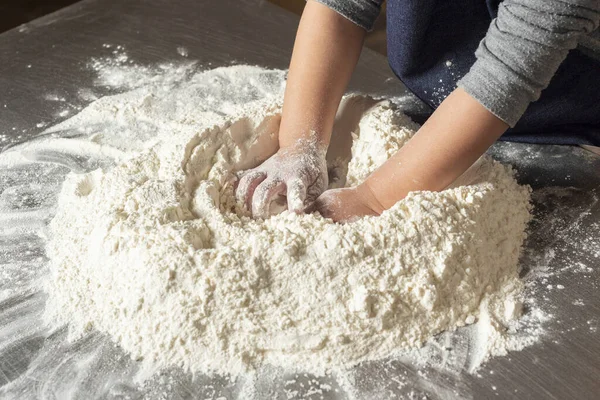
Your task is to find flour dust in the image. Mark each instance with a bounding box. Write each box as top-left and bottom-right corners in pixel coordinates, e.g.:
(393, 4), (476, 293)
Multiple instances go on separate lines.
(2, 47), (580, 400)
(41, 61), (534, 378)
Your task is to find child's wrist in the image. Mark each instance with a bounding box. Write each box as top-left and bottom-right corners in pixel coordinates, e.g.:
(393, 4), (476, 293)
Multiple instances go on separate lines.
(356, 181), (386, 215)
(279, 130), (329, 154)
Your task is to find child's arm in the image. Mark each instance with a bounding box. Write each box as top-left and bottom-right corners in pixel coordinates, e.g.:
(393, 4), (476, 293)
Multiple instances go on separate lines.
(365, 89), (508, 207)
(459, 0), (599, 129)
(313, 88), (508, 222)
(316, 0), (599, 222)
(236, 0), (367, 217)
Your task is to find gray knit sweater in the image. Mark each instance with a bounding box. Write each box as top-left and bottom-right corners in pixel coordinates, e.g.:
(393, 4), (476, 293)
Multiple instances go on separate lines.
(314, 0), (600, 127)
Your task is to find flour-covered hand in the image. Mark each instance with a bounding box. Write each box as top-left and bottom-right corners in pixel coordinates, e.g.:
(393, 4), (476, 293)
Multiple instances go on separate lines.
(310, 184), (385, 223)
(236, 140), (328, 218)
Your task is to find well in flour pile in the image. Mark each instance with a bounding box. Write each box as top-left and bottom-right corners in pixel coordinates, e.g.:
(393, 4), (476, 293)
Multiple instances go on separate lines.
(44, 66), (531, 377)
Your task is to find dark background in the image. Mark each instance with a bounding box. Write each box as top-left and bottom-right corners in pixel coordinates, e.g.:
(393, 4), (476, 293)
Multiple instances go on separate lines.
(0, 0), (79, 33)
(0, 0), (387, 55)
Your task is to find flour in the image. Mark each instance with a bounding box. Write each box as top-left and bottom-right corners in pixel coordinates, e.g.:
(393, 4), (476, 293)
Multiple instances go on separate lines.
(43, 65), (532, 378)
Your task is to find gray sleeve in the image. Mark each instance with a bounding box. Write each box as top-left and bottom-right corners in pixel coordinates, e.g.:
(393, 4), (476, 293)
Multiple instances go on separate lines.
(311, 0), (384, 31)
(458, 0), (600, 127)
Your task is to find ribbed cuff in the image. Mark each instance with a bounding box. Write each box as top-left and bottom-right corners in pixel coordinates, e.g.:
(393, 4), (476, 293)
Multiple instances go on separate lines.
(458, 58), (534, 128)
(311, 0), (382, 31)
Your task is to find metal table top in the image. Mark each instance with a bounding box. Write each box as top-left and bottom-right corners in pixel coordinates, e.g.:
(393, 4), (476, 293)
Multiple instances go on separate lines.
(0, 0), (599, 399)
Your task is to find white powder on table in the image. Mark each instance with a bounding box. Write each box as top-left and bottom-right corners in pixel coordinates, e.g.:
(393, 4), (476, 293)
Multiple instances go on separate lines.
(43, 65), (532, 378)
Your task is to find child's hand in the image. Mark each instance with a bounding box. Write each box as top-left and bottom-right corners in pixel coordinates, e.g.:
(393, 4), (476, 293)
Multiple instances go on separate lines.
(235, 140), (327, 218)
(310, 184), (385, 223)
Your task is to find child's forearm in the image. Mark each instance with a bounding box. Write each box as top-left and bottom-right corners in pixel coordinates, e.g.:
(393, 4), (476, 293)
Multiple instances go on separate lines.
(279, 0), (366, 149)
(361, 88), (509, 210)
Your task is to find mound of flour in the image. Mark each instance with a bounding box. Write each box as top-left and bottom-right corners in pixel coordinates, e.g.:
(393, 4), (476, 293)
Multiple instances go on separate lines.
(45, 65), (531, 377)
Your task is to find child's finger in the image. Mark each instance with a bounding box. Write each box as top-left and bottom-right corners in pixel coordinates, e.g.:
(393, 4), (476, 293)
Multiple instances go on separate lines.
(235, 170), (266, 211)
(252, 178), (286, 218)
(286, 178), (307, 213)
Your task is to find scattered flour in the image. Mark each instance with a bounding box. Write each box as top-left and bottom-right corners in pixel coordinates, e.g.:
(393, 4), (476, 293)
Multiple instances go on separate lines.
(43, 65), (533, 378)
(90, 45), (198, 91)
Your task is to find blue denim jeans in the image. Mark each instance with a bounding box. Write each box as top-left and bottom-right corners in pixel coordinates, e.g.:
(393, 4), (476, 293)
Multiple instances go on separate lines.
(386, 0), (600, 145)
